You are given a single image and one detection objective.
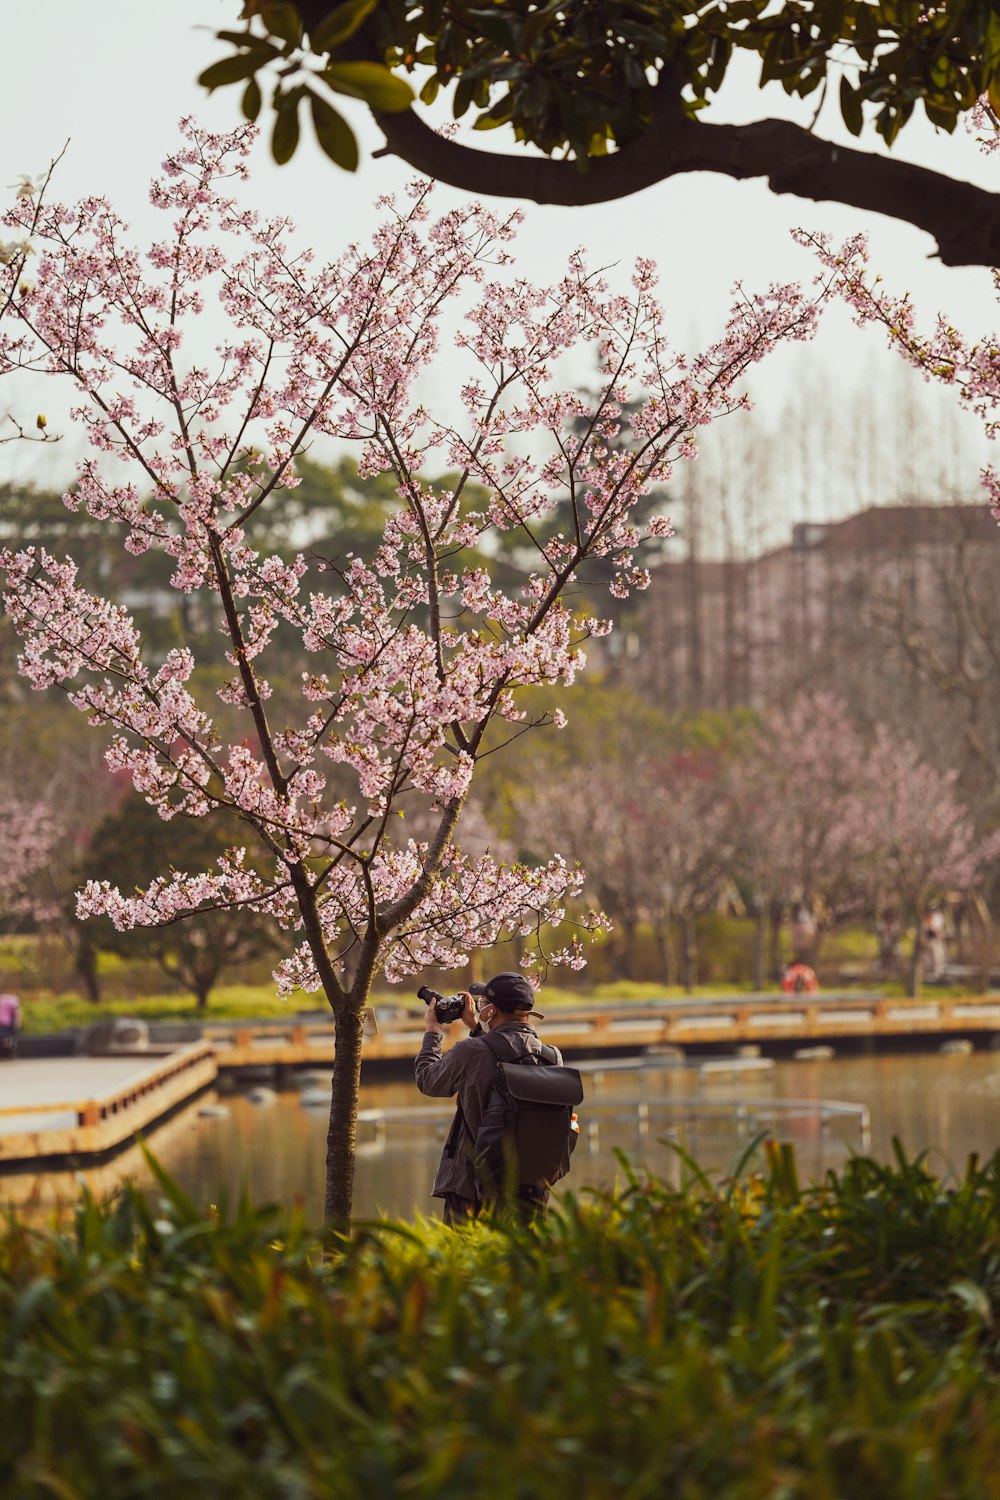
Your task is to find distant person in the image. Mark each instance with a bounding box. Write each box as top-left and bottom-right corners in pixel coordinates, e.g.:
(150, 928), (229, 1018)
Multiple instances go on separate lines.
(877, 909), (901, 977)
(781, 963), (818, 995)
(790, 906), (818, 965)
(0, 993), (22, 1060)
(922, 904), (947, 980)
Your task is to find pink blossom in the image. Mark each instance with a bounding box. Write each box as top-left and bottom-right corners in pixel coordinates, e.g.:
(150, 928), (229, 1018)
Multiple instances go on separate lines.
(0, 120), (821, 1219)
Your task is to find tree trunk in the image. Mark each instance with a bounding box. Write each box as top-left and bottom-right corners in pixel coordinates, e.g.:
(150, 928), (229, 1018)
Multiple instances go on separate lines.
(324, 1003), (367, 1229)
(680, 912), (697, 993)
(608, 933), (630, 981)
(653, 917), (673, 986)
(907, 930), (923, 999)
(621, 918), (637, 981)
(767, 899), (783, 982)
(74, 931), (101, 1004)
(753, 905), (767, 991)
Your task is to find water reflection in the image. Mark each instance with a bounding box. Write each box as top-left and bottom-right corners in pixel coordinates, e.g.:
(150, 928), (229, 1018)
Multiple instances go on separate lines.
(6, 1050), (1000, 1224)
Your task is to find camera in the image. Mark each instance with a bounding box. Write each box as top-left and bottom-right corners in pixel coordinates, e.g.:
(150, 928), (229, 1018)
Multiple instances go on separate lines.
(417, 983), (487, 1024)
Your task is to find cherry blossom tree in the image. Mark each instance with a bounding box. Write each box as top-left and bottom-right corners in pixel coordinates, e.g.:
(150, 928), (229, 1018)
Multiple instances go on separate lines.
(649, 747), (736, 992)
(507, 692), (668, 980)
(729, 694), (869, 986)
(857, 727), (1000, 997)
(0, 794), (62, 930)
(0, 121), (820, 1223)
(508, 724), (735, 991)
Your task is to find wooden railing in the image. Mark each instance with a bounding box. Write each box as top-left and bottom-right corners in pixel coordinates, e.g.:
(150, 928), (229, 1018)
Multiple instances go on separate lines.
(0, 1043), (217, 1162)
(203, 993), (1000, 1067)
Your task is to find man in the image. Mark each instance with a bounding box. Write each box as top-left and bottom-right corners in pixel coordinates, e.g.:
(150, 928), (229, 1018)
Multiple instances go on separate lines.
(414, 971), (560, 1224)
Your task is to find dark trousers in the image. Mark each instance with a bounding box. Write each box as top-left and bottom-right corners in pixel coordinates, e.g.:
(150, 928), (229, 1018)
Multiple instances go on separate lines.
(441, 1192), (478, 1225)
(440, 1188), (548, 1226)
(0, 1026), (17, 1060)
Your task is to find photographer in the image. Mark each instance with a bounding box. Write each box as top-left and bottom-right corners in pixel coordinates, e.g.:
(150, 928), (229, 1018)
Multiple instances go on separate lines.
(414, 971), (560, 1224)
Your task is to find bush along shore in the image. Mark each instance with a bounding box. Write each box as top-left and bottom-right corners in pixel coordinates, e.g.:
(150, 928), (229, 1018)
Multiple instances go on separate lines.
(4, 1143), (1000, 1498)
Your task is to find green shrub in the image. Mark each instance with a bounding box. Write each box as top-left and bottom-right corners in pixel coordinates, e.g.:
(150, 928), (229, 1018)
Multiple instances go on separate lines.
(4, 1143), (1000, 1496)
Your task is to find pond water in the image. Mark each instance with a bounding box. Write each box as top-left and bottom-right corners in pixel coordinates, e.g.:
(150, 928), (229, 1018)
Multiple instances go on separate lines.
(6, 1048), (1000, 1223)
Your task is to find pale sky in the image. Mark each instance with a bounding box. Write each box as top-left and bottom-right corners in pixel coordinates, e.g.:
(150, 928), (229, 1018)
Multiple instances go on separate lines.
(2, 1), (997, 542)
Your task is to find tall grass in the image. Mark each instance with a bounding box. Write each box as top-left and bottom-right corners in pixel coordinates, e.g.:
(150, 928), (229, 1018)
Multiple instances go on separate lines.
(4, 1142), (1000, 1496)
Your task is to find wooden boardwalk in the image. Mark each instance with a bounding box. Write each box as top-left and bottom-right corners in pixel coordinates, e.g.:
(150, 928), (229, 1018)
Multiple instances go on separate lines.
(2, 992), (1000, 1166)
(204, 992), (1000, 1069)
(0, 1044), (216, 1163)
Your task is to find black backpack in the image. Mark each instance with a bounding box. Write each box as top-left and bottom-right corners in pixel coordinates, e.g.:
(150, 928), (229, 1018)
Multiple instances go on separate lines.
(471, 1028), (584, 1200)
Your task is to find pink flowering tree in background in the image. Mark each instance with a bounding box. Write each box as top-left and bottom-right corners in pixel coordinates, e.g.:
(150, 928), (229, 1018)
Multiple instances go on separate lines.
(0, 121), (820, 1223)
(729, 694), (869, 986)
(0, 794), (62, 930)
(511, 721), (661, 983)
(858, 727), (1000, 997)
(646, 747), (736, 992)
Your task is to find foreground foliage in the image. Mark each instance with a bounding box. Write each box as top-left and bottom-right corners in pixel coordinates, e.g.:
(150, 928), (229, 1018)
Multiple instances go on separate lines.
(4, 1144), (1000, 1496)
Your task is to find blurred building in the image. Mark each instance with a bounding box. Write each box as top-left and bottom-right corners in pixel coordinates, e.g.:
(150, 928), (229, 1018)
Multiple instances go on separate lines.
(625, 502), (998, 716)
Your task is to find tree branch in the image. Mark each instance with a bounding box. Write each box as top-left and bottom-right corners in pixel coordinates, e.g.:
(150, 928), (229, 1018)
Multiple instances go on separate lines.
(374, 106), (1000, 269)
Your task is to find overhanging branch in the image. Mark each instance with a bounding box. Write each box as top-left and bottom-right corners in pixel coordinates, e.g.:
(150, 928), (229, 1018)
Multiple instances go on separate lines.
(374, 106), (1000, 269)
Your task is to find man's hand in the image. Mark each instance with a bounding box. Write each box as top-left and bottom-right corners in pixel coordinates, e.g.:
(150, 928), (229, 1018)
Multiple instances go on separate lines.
(459, 992), (479, 1030)
(424, 1000), (444, 1036)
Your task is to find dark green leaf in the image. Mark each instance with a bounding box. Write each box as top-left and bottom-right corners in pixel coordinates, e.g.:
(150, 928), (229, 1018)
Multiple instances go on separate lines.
(924, 96), (958, 131)
(322, 61), (413, 111)
(839, 75), (864, 136)
(243, 77), (263, 121)
(452, 74), (477, 119)
(260, 1), (302, 47)
(464, 7), (518, 48)
(272, 95), (302, 164)
(216, 29), (281, 56)
(472, 94), (514, 131)
(198, 54), (263, 92)
(310, 93), (360, 170)
(310, 0), (378, 53)
(875, 102), (904, 147)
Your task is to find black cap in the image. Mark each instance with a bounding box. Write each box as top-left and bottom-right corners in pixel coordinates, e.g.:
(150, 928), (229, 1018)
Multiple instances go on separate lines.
(483, 972), (537, 1013)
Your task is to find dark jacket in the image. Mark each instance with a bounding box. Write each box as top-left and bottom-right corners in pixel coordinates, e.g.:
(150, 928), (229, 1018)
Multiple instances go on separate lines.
(414, 1022), (563, 1201)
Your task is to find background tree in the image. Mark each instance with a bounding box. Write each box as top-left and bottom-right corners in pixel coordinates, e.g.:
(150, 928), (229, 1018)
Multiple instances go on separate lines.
(0, 794), (62, 931)
(84, 795), (278, 1008)
(504, 691), (741, 987)
(858, 726), (1000, 996)
(199, 1), (1000, 266)
(649, 746), (736, 992)
(729, 694), (868, 985)
(505, 688), (672, 981)
(0, 122), (818, 1224)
